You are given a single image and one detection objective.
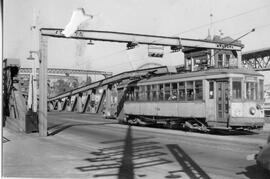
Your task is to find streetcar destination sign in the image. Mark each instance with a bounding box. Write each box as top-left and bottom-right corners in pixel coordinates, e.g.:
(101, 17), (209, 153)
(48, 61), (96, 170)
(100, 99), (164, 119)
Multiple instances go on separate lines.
(216, 43), (234, 49)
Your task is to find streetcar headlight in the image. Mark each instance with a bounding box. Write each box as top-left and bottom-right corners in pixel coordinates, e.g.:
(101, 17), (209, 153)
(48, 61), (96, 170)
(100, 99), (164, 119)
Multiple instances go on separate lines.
(249, 107), (256, 115)
(256, 104), (263, 110)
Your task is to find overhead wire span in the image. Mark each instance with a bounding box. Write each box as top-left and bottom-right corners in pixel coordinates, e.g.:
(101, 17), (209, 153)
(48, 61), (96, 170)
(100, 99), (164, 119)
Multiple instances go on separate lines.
(100, 27), (260, 72)
(80, 4), (270, 69)
(176, 3), (270, 36)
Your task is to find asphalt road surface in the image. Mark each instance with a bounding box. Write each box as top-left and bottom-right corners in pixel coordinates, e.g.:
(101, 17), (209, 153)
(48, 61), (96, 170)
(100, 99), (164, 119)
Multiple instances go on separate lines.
(3, 112), (269, 178)
(42, 112), (268, 179)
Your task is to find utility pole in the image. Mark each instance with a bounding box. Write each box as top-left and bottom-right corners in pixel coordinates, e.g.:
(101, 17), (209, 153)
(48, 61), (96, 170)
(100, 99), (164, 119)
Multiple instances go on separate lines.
(38, 34), (48, 137)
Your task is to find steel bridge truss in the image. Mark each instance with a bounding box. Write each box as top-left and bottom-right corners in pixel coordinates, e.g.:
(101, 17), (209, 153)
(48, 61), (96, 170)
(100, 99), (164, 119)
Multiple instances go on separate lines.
(242, 48), (270, 71)
(47, 66), (173, 116)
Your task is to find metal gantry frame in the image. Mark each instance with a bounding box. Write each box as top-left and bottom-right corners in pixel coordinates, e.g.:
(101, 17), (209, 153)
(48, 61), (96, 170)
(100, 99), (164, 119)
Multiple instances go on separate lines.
(38, 28), (244, 136)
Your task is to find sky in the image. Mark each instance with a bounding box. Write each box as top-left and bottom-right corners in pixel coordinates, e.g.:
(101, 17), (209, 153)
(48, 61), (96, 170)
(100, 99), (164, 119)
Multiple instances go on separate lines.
(3, 0), (270, 75)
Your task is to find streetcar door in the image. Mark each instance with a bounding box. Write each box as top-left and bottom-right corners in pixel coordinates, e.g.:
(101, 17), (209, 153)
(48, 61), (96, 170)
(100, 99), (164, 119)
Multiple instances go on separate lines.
(216, 81), (229, 123)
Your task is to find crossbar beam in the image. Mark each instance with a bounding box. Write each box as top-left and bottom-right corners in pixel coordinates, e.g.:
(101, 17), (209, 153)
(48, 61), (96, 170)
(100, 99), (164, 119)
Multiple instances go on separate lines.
(40, 28), (242, 51)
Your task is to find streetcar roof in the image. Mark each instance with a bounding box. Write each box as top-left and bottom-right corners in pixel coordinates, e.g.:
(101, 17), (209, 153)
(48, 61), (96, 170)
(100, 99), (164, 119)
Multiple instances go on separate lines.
(138, 68), (263, 84)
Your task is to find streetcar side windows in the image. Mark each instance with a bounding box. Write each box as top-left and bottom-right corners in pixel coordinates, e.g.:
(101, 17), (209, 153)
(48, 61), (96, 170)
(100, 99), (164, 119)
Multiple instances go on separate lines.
(146, 85), (151, 101)
(159, 84), (164, 101)
(152, 85), (157, 101)
(139, 85), (145, 100)
(129, 87), (135, 101)
(134, 86), (139, 100)
(171, 83), (178, 101)
(178, 82), (185, 101)
(186, 81), (194, 101)
(195, 80), (203, 100)
(209, 81), (214, 99)
(127, 80), (203, 102)
(164, 83), (171, 100)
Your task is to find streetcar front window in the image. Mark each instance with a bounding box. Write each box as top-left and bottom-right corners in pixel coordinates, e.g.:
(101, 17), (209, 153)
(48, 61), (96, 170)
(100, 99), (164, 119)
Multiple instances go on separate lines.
(232, 81), (242, 99)
(259, 79), (264, 100)
(246, 82), (257, 100)
(224, 54), (230, 67)
(218, 54), (223, 68)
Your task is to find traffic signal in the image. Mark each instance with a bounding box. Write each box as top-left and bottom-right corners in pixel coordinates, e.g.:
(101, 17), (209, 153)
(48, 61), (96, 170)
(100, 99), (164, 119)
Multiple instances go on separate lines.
(126, 42), (138, 50)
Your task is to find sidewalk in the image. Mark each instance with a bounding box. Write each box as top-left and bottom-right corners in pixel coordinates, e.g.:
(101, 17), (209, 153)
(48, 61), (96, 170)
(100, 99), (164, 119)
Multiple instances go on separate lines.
(2, 128), (99, 178)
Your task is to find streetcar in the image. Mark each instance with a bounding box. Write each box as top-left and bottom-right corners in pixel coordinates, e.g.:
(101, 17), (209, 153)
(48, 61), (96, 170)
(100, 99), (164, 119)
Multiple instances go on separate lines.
(116, 47), (265, 131)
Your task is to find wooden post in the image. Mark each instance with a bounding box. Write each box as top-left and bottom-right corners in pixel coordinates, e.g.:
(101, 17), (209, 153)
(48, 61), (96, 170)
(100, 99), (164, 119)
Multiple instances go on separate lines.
(38, 33), (48, 137)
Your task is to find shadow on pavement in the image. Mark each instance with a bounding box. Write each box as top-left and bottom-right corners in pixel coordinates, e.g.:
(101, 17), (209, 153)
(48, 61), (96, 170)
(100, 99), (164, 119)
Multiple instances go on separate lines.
(166, 144), (211, 179)
(100, 136), (154, 144)
(47, 122), (116, 136)
(236, 164), (270, 179)
(2, 136), (10, 143)
(75, 126), (211, 178)
(75, 126), (172, 178)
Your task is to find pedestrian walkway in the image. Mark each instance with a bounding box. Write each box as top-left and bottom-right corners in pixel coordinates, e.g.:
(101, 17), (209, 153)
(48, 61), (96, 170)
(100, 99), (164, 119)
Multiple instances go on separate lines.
(2, 128), (100, 178)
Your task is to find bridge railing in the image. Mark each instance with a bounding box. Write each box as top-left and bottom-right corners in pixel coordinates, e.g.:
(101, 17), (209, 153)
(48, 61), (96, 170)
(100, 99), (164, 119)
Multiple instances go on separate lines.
(3, 58), (29, 132)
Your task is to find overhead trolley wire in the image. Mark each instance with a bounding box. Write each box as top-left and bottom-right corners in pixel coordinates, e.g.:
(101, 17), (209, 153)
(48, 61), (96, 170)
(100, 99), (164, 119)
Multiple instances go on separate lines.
(101, 23), (269, 72)
(176, 3), (270, 36)
(84, 3), (270, 67)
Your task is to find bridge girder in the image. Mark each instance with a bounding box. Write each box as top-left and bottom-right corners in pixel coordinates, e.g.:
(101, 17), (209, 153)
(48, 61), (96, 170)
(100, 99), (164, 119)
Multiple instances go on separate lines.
(19, 67), (112, 77)
(242, 47), (270, 71)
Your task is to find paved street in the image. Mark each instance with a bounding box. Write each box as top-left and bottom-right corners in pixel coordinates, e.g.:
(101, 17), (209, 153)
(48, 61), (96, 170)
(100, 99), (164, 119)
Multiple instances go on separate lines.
(3, 112), (269, 178)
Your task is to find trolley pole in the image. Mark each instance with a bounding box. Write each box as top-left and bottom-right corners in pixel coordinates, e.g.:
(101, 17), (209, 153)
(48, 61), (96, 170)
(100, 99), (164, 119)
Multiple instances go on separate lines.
(38, 32), (48, 137)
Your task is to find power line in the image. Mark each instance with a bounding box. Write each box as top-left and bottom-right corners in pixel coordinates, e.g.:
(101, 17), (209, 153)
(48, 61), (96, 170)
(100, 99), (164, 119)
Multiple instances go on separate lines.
(101, 26), (263, 72)
(83, 4), (270, 67)
(176, 3), (270, 36)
